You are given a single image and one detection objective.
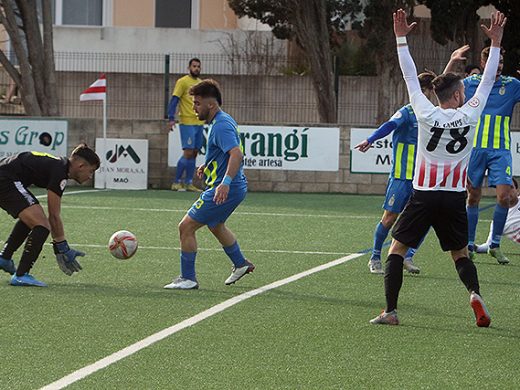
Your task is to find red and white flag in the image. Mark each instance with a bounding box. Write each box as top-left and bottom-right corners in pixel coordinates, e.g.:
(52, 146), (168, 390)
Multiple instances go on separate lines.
(80, 74), (106, 101)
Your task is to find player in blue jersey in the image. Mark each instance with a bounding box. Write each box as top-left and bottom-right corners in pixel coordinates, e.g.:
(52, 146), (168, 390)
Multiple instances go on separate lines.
(164, 79), (254, 290)
(355, 72), (436, 274)
(446, 46), (520, 263)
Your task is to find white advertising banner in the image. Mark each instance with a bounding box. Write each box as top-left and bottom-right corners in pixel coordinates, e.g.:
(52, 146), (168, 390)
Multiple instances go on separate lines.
(168, 125), (340, 171)
(0, 119), (68, 158)
(350, 128), (392, 174)
(95, 138), (148, 190)
(510, 132), (520, 176)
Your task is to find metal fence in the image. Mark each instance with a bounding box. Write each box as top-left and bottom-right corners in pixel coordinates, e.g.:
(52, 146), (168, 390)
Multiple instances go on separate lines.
(1, 49), (520, 129)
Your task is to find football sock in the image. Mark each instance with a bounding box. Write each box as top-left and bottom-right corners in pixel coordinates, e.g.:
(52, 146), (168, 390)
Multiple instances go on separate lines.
(490, 204), (508, 248)
(384, 254), (404, 312)
(372, 222), (390, 260)
(405, 247), (416, 258)
(0, 220), (31, 259)
(180, 251), (197, 281)
(223, 241), (247, 268)
(184, 157), (196, 185)
(16, 225), (49, 276)
(455, 257), (480, 295)
(467, 205), (479, 251)
(175, 157), (187, 183)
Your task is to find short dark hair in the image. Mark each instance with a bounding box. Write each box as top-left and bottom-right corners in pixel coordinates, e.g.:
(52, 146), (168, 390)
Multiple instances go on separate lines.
(481, 46), (505, 61)
(189, 58), (201, 66)
(418, 71), (436, 91)
(70, 143), (100, 169)
(190, 79), (223, 105)
(464, 64), (481, 75)
(432, 72), (463, 103)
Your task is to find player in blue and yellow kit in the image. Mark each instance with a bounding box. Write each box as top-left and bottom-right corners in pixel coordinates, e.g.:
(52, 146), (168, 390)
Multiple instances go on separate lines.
(167, 58), (204, 192)
(355, 72), (435, 274)
(164, 79), (254, 290)
(463, 47), (520, 263)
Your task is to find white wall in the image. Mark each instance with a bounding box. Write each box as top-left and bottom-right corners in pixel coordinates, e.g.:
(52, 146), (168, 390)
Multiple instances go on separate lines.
(53, 26), (287, 74)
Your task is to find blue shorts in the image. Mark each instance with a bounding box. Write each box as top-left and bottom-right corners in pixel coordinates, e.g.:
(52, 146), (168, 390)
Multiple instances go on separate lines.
(467, 149), (512, 188)
(188, 183), (247, 228)
(179, 124), (203, 150)
(383, 177), (413, 213)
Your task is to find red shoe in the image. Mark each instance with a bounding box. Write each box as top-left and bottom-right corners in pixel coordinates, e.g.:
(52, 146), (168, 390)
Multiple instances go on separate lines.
(470, 292), (491, 327)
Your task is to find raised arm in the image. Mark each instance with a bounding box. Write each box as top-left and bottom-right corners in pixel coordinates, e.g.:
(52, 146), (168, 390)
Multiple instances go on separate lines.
(393, 9), (420, 98)
(467, 11), (506, 109)
(443, 45), (471, 74)
(393, 9), (435, 119)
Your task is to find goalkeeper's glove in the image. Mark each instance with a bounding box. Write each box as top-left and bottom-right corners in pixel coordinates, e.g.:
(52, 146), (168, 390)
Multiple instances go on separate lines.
(52, 240), (84, 276)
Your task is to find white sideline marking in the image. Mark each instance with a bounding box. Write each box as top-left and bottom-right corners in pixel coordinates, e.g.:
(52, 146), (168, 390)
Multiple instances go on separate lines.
(39, 252), (364, 390)
(35, 189), (108, 200)
(67, 242), (347, 256)
(44, 204), (375, 219)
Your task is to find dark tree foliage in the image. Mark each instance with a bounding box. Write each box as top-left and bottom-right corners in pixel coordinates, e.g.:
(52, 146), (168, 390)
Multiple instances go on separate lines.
(0, 0), (59, 116)
(485, 0), (520, 75)
(418, 0), (520, 75)
(228, 0), (363, 123)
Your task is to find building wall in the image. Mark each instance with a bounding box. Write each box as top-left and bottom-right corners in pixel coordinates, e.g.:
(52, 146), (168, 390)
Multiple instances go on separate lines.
(52, 26), (284, 61)
(199, 0), (238, 30)
(113, 0), (154, 27)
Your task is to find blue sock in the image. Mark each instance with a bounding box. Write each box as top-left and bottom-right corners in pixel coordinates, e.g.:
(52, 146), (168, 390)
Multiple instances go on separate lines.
(223, 241), (246, 268)
(184, 158), (196, 184)
(175, 157), (187, 183)
(405, 247), (416, 258)
(467, 205), (479, 251)
(372, 222), (390, 260)
(490, 204), (508, 248)
(180, 251), (197, 281)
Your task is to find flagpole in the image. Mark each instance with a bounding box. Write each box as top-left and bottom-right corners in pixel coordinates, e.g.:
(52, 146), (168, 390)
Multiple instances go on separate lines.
(103, 92), (107, 189)
(80, 74), (107, 190)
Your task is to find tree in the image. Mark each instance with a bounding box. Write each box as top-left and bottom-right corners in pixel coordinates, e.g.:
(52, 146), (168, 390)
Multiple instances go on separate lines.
(354, 0), (416, 123)
(0, 0), (59, 116)
(491, 0), (520, 75)
(417, 0), (520, 75)
(227, 0), (362, 123)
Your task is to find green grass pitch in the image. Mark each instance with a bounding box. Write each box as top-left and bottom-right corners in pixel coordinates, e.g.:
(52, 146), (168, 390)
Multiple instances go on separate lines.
(0, 189), (519, 389)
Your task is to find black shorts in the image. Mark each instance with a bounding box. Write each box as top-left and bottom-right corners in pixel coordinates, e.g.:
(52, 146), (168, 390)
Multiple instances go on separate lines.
(392, 190), (468, 252)
(0, 178), (39, 218)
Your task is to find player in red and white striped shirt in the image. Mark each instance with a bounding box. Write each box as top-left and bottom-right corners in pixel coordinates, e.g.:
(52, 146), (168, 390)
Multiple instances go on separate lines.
(370, 9), (506, 327)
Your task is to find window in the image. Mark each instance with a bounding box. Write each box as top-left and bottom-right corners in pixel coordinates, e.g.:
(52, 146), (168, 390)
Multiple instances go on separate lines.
(61, 0), (103, 26)
(155, 0), (191, 28)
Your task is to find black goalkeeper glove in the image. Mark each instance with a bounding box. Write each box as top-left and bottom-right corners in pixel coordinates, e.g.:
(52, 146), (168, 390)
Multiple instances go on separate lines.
(52, 240), (84, 276)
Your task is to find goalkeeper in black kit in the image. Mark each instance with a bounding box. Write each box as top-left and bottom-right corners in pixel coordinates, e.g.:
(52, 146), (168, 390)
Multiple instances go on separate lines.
(0, 144), (100, 286)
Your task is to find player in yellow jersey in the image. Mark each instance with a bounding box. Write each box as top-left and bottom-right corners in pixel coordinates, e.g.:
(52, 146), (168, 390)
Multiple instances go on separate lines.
(167, 58), (204, 192)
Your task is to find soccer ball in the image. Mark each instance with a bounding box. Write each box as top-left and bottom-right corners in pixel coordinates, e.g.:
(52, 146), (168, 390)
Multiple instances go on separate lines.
(108, 230), (138, 260)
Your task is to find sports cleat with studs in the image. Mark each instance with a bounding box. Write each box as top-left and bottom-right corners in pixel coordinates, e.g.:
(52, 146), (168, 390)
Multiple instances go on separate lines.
(370, 310), (399, 325)
(170, 182), (185, 191)
(184, 183), (202, 192)
(10, 273), (47, 287)
(225, 260), (255, 285)
(470, 292), (491, 327)
(0, 256), (16, 275)
(368, 259), (384, 274)
(487, 246), (509, 264)
(163, 276), (199, 290)
(403, 257), (420, 274)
